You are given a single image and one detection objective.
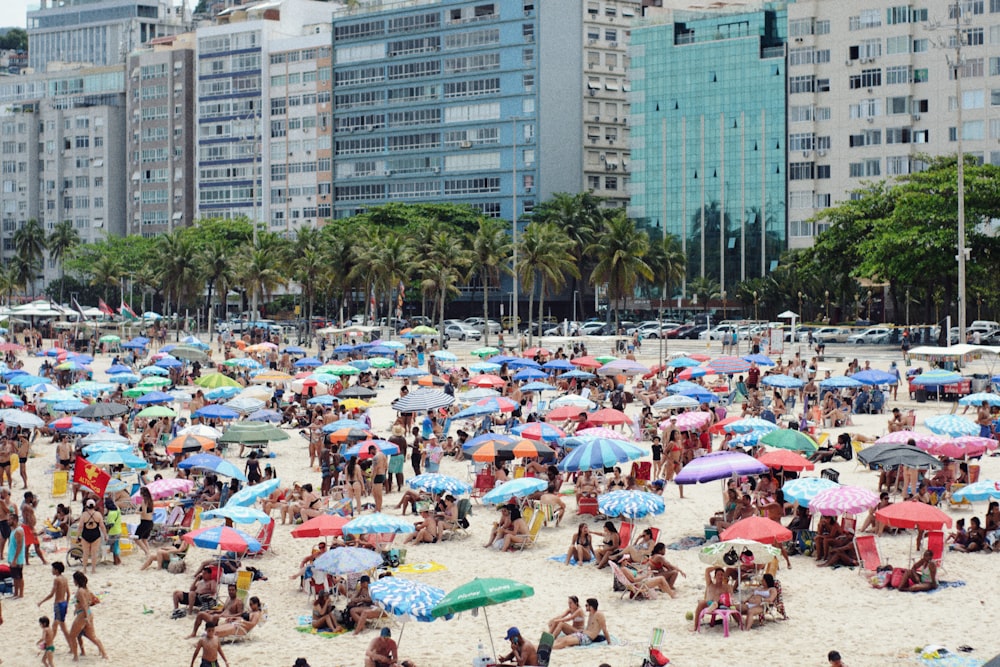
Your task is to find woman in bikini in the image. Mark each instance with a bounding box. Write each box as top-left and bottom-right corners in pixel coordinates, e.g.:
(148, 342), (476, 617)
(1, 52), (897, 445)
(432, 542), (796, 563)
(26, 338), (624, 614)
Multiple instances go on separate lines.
(594, 522), (620, 569)
(564, 523), (594, 565)
(740, 573), (777, 629)
(215, 596), (263, 638)
(76, 499), (107, 574)
(547, 595), (586, 638)
(311, 590), (343, 633)
(134, 487), (155, 556)
(291, 484), (323, 522)
(68, 571), (109, 661)
(345, 457), (365, 516)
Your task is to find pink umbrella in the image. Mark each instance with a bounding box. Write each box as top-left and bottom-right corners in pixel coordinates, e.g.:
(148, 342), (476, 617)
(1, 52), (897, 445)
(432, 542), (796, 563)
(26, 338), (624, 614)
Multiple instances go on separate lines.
(874, 430), (946, 448)
(134, 478), (194, 502)
(719, 516), (792, 545)
(948, 435), (998, 451)
(576, 427), (621, 439)
(928, 440), (989, 459)
(664, 410), (713, 431)
(808, 486), (880, 517)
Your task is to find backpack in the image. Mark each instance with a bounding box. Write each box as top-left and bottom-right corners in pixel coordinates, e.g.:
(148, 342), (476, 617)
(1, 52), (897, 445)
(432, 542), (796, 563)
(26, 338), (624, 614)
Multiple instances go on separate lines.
(611, 390), (625, 411)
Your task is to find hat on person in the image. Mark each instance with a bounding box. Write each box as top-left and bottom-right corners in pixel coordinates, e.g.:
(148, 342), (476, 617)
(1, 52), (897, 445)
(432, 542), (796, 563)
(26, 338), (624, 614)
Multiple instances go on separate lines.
(86, 499), (96, 508)
(391, 424), (405, 437)
(380, 627), (391, 637)
(504, 627), (520, 641)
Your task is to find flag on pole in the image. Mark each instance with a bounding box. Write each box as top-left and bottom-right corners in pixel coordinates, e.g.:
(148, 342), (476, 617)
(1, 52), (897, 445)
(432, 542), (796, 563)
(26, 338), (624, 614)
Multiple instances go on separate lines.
(72, 297), (88, 321)
(97, 299), (114, 316)
(119, 301), (138, 320)
(369, 285), (376, 322)
(396, 281), (404, 318)
(73, 455), (111, 496)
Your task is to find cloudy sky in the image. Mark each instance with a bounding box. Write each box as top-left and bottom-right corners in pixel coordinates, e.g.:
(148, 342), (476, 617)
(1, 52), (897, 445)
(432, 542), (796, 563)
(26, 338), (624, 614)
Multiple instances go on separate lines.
(1, 1), (29, 29)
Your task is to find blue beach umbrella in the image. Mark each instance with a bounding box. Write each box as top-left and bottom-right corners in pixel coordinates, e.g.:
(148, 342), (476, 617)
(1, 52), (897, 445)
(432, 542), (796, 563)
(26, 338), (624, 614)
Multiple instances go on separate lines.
(557, 436), (645, 472)
(951, 480), (1000, 503)
(155, 357), (183, 369)
(313, 546), (383, 575)
(247, 409), (282, 423)
(307, 395), (336, 406)
(761, 374), (805, 389)
(193, 404), (240, 420)
(742, 354), (775, 367)
(294, 357), (323, 368)
(851, 369), (898, 385)
(343, 440), (399, 458)
(723, 417), (779, 434)
(960, 392), (1000, 407)
(818, 376), (863, 389)
(178, 453), (247, 481)
(407, 473), (472, 496)
(519, 381), (557, 392)
(86, 451), (149, 469)
(107, 364), (133, 375)
(140, 366), (169, 376)
(910, 370), (962, 386)
(201, 505), (272, 525)
(560, 369), (595, 380)
(469, 362), (502, 373)
(370, 577), (450, 624)
(136, 391), (174, 405)
(283, 346), (307, 355)
(205, 387), (241, 400)
(225, 478), (281, 508)
(782, 477), (839, 506)
(924, 414), (978, 437)
(542, 359), (575, 371)
(82, 442), (132, 455)
(598, 490), (666, 519)
(342, 512), (416, 536)
(513, 368), (548, 382)
(667, 356), (702, 368)
(482, 478), (547, 505)
(322, 419), (369, 433)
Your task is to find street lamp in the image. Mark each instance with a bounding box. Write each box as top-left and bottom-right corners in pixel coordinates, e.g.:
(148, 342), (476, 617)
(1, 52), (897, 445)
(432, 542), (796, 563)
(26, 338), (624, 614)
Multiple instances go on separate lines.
(753, 290), (758, 322)
(824, 290), (830, 322)
(867, 290), (873, 322)
(573, 290), (579, 330)
(721, 290), (727, 320)
(905, 288), (910, 328)
(798, 291), (803, 320)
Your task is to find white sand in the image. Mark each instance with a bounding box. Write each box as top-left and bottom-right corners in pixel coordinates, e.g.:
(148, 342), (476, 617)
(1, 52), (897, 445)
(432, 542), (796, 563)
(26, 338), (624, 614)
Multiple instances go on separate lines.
(2, 336), (998, 666)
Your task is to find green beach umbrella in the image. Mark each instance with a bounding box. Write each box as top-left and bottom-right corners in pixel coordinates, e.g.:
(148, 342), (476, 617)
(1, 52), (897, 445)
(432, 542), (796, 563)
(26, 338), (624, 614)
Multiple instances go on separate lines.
(368, 358), (395, 369)
(194, 373), (241, 389)
(410, 325), (438, 336)
(218, 422), (289, 444)
(759, 429), (819, 453)
(99, 335), (120, 344)
(594, 355), (617, 364)
(123, 387), (155, 397)
(472, 347), (501, 358)
(136, 405), (177, 418)
(431, 578), (534, 658)
(323, 365), (360, 376)
(137, 377), (171, 388)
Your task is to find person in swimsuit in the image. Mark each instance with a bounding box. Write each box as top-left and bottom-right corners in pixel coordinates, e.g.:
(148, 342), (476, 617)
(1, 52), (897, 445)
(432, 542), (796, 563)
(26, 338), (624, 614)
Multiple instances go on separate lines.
(16, 432), (30, 489)
(188, 583), (245, 638)
(348, 578), (381, 635)
(594, 522), (620, 569)
(38, 561), (72, 648)
(693, 567), (733, 631)
(310, 590), (343, 633)
(7, 511), (25, 598)
(69, 571), (109, 661)
(245, 451), (262, 485)
(292, 483), (324, 522)
(134, 487), (155, 556)
(76, 499), (107, 574)
(564, 524), (594, 565)
(364, 627), (398, 667)
(20, 491), (46, 565)
(57, 437), (73, 471)
(547, 595), (586, 638)
(552, 598), (609, 649)
(740, 573), (777, 629)
(402, 510), (439, 545)
(38, 616), (56, 667)
(345, 458), (365, 517)
(898, 549), (938, 592)
(190, 620), (229, 667)
(369, 446), (388, 513)
(0, 487), (12, 557)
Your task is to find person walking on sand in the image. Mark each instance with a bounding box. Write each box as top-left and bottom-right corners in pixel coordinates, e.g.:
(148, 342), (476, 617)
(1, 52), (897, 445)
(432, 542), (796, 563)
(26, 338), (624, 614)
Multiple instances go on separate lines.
(190, 621), (229, 667)
(369, 446), (388, 513)
(7, 511), (25, 599)
(68, 571), (109, 661)
(38, 616), (56, 667)
(37, 562), (71, 648)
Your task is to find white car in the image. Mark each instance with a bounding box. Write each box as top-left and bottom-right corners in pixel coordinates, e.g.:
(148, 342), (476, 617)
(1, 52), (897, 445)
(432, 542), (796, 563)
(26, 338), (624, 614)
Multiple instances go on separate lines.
(444, 323), (482, 341)
(464, 317), (501, 335)
(808, 327), (851, 344)
(635, 321), (677, 339)
(698, 324), (737, 341)
(580, 322), (608, 336)
(846, 327), (892, 344)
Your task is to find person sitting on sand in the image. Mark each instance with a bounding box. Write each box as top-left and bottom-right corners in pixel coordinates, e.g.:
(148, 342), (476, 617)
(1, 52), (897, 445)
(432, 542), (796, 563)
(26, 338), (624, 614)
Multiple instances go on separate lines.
(859, 492), (891, 535)
(547, 596), (586, 638)
(817, 538), (858, 568)
(693, 567), (733, 631)
(897, 549), (938, 592)
(140, 540), (191, 571)
(348, 576), (382, 634)
(402, 510), (439, 545)
(739, 573), (777, 630)
(483, 506), (513, 548)
(615, 527), (656, 564)
(564, 524), (594, 565)
(594, 522), (620, 569)
(310, 590), (343, 633)
(188, 583), (244, 638)
(553, 598), (609, 649)
(498, 627), (537, 666)
(214, 596), (263, 638)
(364, 627), (398, 667)
(499, 507), (530, 551)
(190, 621), (229, 667)
(962, 516), (987, 552)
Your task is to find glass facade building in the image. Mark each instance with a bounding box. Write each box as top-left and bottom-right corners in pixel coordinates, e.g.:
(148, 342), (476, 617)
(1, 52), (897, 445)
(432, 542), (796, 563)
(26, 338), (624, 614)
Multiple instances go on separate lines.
(629, 5), (787, 291)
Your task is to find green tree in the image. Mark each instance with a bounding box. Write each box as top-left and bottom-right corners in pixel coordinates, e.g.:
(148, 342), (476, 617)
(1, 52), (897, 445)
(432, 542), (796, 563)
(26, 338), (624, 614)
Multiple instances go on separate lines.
(88, 254), (124, 304)
(689, 276), (721, 313)
(154, 232), (200, 338)
(588, 211), (652, 326)
(517, 223), (578, 345)
(532, 192), (603, 320)
(0, 28), (27, 52)
(47, 220), (81, 305)
(13, 219), (46, 298)
(469, 217), (512, 346)
(646, 232), (687, 306)
(243, 233), (289, 320)
(197, 241), (238, 340)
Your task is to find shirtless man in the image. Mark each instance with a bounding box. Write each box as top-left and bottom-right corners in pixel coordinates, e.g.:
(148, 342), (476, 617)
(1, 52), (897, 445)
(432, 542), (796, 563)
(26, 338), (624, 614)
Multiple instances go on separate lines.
(0, 487), (11, 556)
(172, 566), (218, 617)
(693, 568), (733, 631)
(364, 627), (398, 667)
(553, 598), (609, 649)
(369, 446), (388, 513)
(498, 627), (537, 666)
(16, 432), (29, 489)
(0, 436), (12, 488)
(20, 491), (46, 564)
(56, 438), (73, 472)
(977, 401), (993, 439)
(188, 583), (244, 638)
(37, 562), (71, 647)
(190, 621), (229, 667)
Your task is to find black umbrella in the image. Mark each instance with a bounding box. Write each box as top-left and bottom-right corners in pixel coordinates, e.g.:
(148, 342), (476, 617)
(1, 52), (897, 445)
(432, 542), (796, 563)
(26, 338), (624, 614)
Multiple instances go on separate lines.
(77, 402), (128, 419)
(338, 386), (377, 399)
(857, 444), (942, 470)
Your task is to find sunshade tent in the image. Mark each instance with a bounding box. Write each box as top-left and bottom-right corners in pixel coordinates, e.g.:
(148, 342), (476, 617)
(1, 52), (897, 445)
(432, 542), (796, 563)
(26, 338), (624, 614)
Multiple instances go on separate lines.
(431, 578), (534, 658)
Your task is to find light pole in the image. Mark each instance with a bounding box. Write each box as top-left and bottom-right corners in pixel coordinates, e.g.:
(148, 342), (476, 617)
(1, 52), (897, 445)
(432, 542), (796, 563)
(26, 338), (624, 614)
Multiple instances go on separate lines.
(867, 290), (873, 322)
(720, 290), (727, 320)
(824, 290), (830, 322)
(753, 290), (758, 322)
(798, 291), (803, 320)
(572, 290), (579, 331)
(905, 288), (910, 327)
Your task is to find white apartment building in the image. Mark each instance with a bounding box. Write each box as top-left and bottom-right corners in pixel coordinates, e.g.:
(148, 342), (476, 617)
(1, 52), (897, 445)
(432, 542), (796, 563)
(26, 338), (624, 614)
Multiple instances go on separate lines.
(786, 0), (1000, 248)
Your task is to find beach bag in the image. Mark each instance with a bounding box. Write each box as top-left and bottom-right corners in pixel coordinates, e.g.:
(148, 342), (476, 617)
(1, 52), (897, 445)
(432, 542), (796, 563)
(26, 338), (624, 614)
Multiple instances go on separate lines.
(642, 648), (670, 666)
(612, 572), (627, 592)
(889, 567), (907, 589)
(168, 557), (187, 574)
(723, 548), (739, 566)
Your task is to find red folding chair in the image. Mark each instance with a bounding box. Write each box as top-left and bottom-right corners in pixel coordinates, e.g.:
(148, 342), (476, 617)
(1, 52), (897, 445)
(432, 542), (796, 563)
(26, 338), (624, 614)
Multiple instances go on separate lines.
(630, 461), (651, 488)
(618, 521), (634, 548)
(854, 534), (881, 576)
(577, 496), (599, 516)
(471, 472), (495, 503)
(926, 530), (945, 572)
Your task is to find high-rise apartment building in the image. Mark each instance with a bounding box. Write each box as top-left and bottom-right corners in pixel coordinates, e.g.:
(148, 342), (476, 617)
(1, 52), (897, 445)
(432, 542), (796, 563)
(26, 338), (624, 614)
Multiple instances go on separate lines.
(629, 5), (787, 290)
(329, 0), (640, 222)
(0, 65), (127, 279)
(126, 34), (197, 237)
(27, 0), (192, 72)
(785, 0), (1000, 248)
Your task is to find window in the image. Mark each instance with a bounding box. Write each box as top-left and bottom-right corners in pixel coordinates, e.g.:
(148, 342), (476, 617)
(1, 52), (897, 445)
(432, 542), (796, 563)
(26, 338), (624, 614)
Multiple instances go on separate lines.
(789, 75), (815, 94)
(886, 35), (910, 55)
(952, 58), (984, 78)
(849, 98), (882, 118)
(789, 133), (815, 151)
(886, 66), (911, 85)
(963, 120), (986, 139)
(849, 69), (882, 89)
(886, 127), (911, 144)
(992, 57), (1000, 76)
(788, 162), (815, 180)
(789, 190), (814, 209)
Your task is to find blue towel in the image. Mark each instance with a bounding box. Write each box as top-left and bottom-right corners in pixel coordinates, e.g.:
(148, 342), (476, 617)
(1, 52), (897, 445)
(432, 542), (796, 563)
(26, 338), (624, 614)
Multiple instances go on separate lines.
(668, 536), (706, 551)
(548, 554), (595, 565)
(917, 580), (966, 594)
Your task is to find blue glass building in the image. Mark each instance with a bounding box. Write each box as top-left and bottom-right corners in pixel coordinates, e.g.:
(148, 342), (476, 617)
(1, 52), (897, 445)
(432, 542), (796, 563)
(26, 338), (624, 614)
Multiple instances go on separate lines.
(629, 6), (787, 291)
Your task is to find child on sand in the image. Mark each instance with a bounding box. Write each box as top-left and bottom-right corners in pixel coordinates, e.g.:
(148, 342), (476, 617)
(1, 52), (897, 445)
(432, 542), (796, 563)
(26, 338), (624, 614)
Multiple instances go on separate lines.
(190, 621), (229, 667)
(38, 616), (55, 667)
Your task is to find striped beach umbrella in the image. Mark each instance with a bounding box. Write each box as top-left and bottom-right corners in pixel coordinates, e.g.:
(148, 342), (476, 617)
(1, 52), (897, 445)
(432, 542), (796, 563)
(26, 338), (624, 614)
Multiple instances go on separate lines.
(511, 422), (566, 442)
(667, 410), (713, 431)
(342, 512), (416, 536)
(407, 473), (472, 496)
(391, 388), (454, 412)
(781, 477), (839, 505)
(468, 438), (554, 462)
(201, 505), (270, 525)
(557, 436), (644, 472)
(722, 417), (779, 434)
(371, 578), (449, 624)
(183, 525), (260, 554)
(482, 478), (547, 505)
(924, 414), (979, 438)
(759, 429), (819, 453)
(959, 392), (1000, 407)
(597, 490), (665, 519)
(952, 480), (1000, 503)
(706, 356), (751, 374)
(808, 486), (880, 517)
(675, 451), (768, 484)
(652, 394), (700, 410)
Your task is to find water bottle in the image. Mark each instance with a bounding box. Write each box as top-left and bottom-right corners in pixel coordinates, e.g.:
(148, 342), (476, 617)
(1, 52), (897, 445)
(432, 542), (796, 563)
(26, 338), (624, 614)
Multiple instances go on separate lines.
(473, 641), (491, 667)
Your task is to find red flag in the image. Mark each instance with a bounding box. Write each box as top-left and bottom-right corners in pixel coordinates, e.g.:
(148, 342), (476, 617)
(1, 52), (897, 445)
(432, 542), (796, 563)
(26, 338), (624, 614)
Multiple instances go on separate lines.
(97, 299), (114, 316)
(119, 301), (138, 320)
(73, 455), (111, 496)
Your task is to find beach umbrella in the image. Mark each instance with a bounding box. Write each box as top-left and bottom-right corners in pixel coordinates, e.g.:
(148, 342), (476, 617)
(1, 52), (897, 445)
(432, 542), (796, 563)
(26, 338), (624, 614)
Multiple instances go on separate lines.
(512, 368), (548, 382)
(851, 369), (898, 385)
(570, 355), (603, 369)
(431, 350), (457, 363)
(0, 342), (24, 352)
(960, 392), (1000, 407)
(134, 391), (173, 405)
(675, 451), (768, 485)
(322, 419), (369, 433)
(781, 477), (839, 506)
(761, 374), (805, 389)
(138, 377), (172, 389)
(668, 411), (713, 431)
(924, 414), (978, 438)
(482, 478), (547, 505)
(410, 326), (438, 336)
(312, 546), (383, 576)
(368, 358), (396, 370)
(178, 453), (245, 481)
(290, 514), (350, 539)
(407, 473), (472, 496)
(469, 438), (554, 463)
(416, 375), (447, 388)
(474, 397), (519, 413)
(339, 386), (378, 399)
(104, 479), (128, 494)
(666, 356), (702, 368)
(699, 539), (780, 567)
(818, 376), (863, 390)
(86, 451), (148, 469)
(107, 364), (132, 375)
(327, 427), (373, 444)
(8, 374), (46, 388)
(506, 358), (541, 370)
(137, 478), (194, 500)
(226, 478), (281, 507)
(876, 501), (952, 530)
(652, 395), (700, 411)
(469, 362), (502, 374)
(756, 449), (814, 472)
(452, 403), (498, 420)
(857, 444), (943, 470)
(204, 387), (240, 401)
(550, 394), (596, 409)
(951, 480), (1000, 503)
(139, 366), (169, 377)
(81, 442), (132, 455)
(677, 366), (715, 381)
(342, 512), (416, 537)
(722, 417), (778, 435)
(742, 354), (775, 367)
(41, 390), (80, 404)
(71, 381), (115, 397)
(194, 373), (241, 389)
(53, 399), (87, 413)
(731, 431), (761, 447)
(873, 430), (944, 448)
(391, 389), (454, 412)
(457, 388), (502, 403)
(294, 357), (323, 368)
(0, 393), (22, 408)
(557, 436), (645, 472)
(201, 506), (271, 525)
(597, 490), (665, 519)
(560, 370), (596, 381)
(183, 525), (260, 554)
(80, 432), (130, 445)
(808, 486), (880, 517)
(395, 368), (429, 379)
(586, 408), (630, 426)
(136, 405), (176, 419)
(910, 370), (963, 386)
(468, 374), (506, 389)
(155, 357), (183, 369)
(461, 434), (517, 453)
(343, 440), (399, 459)
(598, 360), (650, 376)
(178, 424), (223, 440)
(224, 397), (266, 415)
(511, 422), (565, 442)
(520, 382), (557, 393)
(218, 422), (289, 444)
(247, 409), (282, 423)
(109, 373), (141, 385)
(759, 429), (819, 453)
(706, 356), (751, 374)
(574, 427), (623, 439)
(933, 436), (998, 459)
(542, 359), (575, 371)
(472, 347), (501, 358)
(193, 405), (240, 420)
(251, 370), (294, 384)
(370, 578), (450, 637)
(431, 578), (534, 658)
(720, 516), (792, 544)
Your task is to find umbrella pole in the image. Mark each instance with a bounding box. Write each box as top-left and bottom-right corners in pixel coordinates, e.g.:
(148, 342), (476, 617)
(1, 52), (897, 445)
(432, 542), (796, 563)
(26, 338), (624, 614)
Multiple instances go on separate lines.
(484, 607), (497, 660)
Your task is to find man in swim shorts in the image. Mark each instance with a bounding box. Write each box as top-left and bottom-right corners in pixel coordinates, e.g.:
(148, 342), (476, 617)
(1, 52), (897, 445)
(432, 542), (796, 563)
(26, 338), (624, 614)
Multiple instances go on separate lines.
(38, 562), (71, 647)
(553, 598), (609, 649)
(190, 621), (228, 667)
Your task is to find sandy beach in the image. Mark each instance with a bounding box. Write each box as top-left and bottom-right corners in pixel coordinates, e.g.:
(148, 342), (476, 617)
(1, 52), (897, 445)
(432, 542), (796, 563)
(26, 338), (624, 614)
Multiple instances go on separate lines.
(2, 334), (998, 667)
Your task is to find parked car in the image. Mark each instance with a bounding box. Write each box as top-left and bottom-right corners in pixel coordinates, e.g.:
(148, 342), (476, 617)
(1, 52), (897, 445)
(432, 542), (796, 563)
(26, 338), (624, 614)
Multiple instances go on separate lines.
(635, 321), (679, 339)
(581, 322), (616, 336)
(808, 327), (851, 344)
(698, 324), (738, 341)
(846, 327), (893, 344)
(680, 324), (709, 339)
(464, 317), (501, 335)
(665, 324), (693, 339)
(443, 323), (482, 341)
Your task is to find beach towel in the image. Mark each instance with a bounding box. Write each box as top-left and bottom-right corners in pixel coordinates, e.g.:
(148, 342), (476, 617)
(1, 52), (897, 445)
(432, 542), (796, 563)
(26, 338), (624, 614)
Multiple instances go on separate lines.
(918, 580), (966, 593)
(915, 653), (983, 667)
(667, 536), (706, 551)
(394, 562), (446, 575)
(573, 634), (624, 648)
(548, 554), (595, 565)
(296, 615), (348, 638)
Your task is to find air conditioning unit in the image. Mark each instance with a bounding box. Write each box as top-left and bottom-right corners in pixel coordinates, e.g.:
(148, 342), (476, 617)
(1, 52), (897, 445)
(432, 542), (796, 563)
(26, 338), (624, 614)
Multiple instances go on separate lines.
(609, 65), (615, 71)
(912, 114), (921, 121)
(594, 115), (600, 121)
(432, 166), (440, 173)
(610, 42), (618, 48)
(525, 186), (533, 193)
(589, 89), (596, 96)
(818, 150), (827, 157)
(803, 151), (810, 158)
(867, 87), (873, 93)
(867, 117), (874, 123)
(459, 140), (472, 148)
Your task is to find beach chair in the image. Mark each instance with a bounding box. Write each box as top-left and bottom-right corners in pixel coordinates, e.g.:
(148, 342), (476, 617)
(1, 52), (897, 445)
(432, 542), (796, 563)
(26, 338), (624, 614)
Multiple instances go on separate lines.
(577, 496), (599, 517)
(854, 535), (882, 576)
(926, 530), (945, 573)
(235, 569), (253, 601)
(153, 505), (185, 541)
(840, 516), (856, 535)
(511, 508), (543, 552)
(947, 484), (973, 509)
(244, 520), (275, 559)
(763, 579), (788, 621)
(969, 464), (981, 483)
(471, 471), (495, 503)
(630, 461), (651, 488)
(535, 631), (554, 667)
(630, 626), (665, 666)
(51, 470), (68, 498)
(618, 521), (634, 550)
(441, 499), (472, 540)
(609, 561), (657, 600)
(698, 608), (742, 637)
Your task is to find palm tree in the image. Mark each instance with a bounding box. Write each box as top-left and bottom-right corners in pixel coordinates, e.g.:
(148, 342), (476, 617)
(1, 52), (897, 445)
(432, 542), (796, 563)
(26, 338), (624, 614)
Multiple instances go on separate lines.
(517, 223), (579, 346)
(0, 263), (18, 308)
(533, 192), (602, 321)
(243, 233), (288, 321)
(197, 241), (238, 341)
(367, 230), (414, 328)
(422, 231), (471, 333)
(155, 232), (200, 338)
(646, 233), (687, 306)
(47, 220), (80, 305)
(469, 217), (512, 346)
(689, 275), (722, 313)
(588, 211), (652, 328)
(88, 254), (124, 304)
(13, 219), (46, 298)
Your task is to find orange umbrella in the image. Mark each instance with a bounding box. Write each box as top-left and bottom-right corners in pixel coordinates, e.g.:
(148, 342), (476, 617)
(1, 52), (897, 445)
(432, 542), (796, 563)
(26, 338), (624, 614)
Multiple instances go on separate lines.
(687, 353), (711, 362)
(166, 435), (216, 454)
(522, 347), (551, 358)
(756, 449), (814, 472)
(720, 516), (792, 545)
(468, 374), (506, 388)
(570, 356), (603, 369)
(587, 408), (630, 426)
(233, 340), (247, 350)
(545, 405), (587, 422)
(875, 501), (953, 530)
(710, 415), (745, 435)
(291, 514), (350, 539)
(328, 427), (373, 443)
(418, 375), (447, 387)
(469, 437), (555, 462)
